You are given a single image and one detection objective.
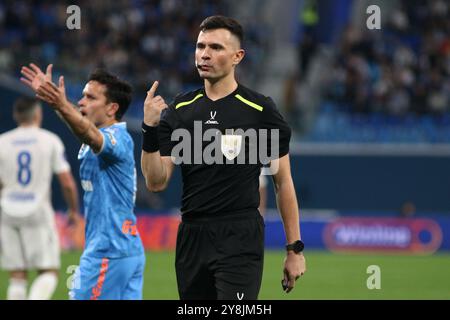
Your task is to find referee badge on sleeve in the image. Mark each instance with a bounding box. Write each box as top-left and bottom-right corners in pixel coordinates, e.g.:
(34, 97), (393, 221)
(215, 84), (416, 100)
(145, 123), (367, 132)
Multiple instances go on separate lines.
(221, 134), (242, 160)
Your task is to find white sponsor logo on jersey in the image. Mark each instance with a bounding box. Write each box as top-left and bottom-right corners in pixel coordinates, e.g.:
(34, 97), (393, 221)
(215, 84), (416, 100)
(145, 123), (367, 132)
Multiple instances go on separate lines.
(205, 111), (219, 125)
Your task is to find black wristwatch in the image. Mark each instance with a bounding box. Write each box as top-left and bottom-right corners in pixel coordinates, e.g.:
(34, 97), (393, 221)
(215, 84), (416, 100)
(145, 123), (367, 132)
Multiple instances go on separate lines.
(286, 240), (304, 254)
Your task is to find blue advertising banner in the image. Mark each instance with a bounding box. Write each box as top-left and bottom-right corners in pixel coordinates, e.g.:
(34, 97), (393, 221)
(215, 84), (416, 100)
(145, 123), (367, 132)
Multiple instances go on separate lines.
(265, 216), (450, 253)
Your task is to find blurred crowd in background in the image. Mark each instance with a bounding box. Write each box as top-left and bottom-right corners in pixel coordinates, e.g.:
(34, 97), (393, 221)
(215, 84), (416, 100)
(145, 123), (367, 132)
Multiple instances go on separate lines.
(0, 0), (268, 113)
(293, 0), (450, 143)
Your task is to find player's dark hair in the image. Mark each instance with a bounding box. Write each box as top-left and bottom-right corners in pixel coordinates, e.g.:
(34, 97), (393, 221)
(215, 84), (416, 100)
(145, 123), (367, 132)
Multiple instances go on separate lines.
(88, 69), (133, 121)
(199, 15), (244, 46)
(13, 97), (40, 124)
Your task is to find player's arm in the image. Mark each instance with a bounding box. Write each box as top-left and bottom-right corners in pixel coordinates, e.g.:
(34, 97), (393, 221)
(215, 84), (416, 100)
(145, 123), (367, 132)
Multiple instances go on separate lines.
(141, 81), (175, 192)
(50, 90), (103, 153)
(272, 154), (306, 292)
(20, 64), (104, 153)
(57, 171), (81, 224)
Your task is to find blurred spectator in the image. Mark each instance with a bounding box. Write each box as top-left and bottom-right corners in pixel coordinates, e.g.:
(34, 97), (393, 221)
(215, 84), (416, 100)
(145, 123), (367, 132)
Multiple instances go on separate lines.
(282, 73), (300, 129)
(297, 0), (319, 79)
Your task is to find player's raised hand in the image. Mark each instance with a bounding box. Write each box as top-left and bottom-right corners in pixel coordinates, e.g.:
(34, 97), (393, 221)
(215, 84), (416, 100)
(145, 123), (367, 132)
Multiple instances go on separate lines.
(20, 63), (53, 92)
(35, 75), (69, 110)
(143, 81), (168, 126)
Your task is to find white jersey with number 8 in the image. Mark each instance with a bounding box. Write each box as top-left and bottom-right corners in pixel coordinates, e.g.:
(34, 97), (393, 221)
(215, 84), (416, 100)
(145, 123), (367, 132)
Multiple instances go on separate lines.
(0, 126), (70, 219)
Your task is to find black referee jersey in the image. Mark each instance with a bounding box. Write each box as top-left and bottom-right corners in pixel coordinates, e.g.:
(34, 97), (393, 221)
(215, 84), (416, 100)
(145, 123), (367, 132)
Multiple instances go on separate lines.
(158, 84), (291, 216)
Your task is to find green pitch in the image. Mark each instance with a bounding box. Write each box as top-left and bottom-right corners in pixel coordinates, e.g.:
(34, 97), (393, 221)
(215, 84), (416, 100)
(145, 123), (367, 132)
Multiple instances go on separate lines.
(1, 250), (449, 300)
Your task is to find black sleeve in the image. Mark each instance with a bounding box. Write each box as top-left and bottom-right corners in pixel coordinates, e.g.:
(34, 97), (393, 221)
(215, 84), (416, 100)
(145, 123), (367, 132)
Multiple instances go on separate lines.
(158, 105), (179, 157)
(261, 97), (292, 159)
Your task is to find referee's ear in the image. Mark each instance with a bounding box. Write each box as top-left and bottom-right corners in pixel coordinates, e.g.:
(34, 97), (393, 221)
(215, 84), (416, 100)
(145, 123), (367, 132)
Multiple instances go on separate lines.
(233, 49), (245, 67)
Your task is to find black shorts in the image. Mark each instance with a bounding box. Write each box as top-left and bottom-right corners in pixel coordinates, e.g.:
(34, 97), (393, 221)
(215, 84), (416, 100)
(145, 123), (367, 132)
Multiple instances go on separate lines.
(175, 210), (265, 300)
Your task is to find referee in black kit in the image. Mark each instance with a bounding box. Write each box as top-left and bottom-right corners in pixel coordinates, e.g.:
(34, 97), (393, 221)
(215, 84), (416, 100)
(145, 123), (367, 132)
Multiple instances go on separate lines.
(141, 15), (306, 300)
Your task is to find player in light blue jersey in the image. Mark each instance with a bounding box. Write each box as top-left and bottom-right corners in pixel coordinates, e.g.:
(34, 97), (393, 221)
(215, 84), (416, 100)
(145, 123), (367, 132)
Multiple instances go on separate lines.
(20, 64), (145, 300)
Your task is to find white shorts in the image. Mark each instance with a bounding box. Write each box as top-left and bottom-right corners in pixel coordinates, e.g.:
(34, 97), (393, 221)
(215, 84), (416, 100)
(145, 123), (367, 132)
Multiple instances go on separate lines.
(1, 221), (60, 271)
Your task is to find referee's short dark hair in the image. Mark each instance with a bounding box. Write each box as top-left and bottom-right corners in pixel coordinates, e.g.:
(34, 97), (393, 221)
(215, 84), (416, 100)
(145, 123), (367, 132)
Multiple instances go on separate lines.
(88, 69), (133, 121)
(13, 97), (41, 124)
(199, 15), (244, 46)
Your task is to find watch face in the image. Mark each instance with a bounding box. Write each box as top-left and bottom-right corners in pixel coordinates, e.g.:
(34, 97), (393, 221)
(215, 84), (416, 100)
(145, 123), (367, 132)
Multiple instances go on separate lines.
(286, 240), (305, 253)
(294, 240), (304, 253)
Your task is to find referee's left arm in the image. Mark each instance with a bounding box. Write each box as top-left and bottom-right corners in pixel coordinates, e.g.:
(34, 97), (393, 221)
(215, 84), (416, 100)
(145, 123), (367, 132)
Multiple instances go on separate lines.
(272, 154), (307, 292)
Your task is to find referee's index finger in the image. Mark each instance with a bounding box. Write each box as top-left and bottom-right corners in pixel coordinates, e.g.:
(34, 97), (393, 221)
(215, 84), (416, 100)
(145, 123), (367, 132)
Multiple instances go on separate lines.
(147, 81), (159, 97)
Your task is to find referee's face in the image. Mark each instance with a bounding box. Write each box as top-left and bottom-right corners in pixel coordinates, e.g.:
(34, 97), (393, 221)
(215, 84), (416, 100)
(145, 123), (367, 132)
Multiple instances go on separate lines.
(195, 28), (244, 81)
(78, 81), (114, 128)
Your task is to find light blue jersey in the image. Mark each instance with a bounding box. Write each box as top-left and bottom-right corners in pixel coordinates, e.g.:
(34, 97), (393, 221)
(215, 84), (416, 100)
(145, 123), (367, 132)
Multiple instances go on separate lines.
(78, 122), (144, 259)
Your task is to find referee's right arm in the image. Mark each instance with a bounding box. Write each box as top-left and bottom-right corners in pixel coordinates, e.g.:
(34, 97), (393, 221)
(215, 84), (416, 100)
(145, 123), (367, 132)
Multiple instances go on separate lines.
(141, 81), (175, 192)
(141, 152), (174, 192)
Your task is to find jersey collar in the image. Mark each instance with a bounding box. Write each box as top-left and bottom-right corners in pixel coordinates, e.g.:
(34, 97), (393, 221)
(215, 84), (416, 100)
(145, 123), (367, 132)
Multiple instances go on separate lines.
(202, 83), (241, 103)
(104, 122), (127, 129)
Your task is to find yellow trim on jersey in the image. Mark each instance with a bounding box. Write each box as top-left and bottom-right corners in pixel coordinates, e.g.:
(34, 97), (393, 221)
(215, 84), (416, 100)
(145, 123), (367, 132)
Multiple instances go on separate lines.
(234, 94), (264, 112)
(175, 94), (204, 109)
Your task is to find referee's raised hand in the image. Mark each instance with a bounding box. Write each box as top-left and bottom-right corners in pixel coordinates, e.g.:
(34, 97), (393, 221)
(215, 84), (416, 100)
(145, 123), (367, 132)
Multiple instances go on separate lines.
(144, 81), (168, 127)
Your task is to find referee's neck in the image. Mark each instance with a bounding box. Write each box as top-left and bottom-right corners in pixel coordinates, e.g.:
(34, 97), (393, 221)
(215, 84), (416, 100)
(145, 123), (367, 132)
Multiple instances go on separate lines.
(204, 77), (238, 101)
